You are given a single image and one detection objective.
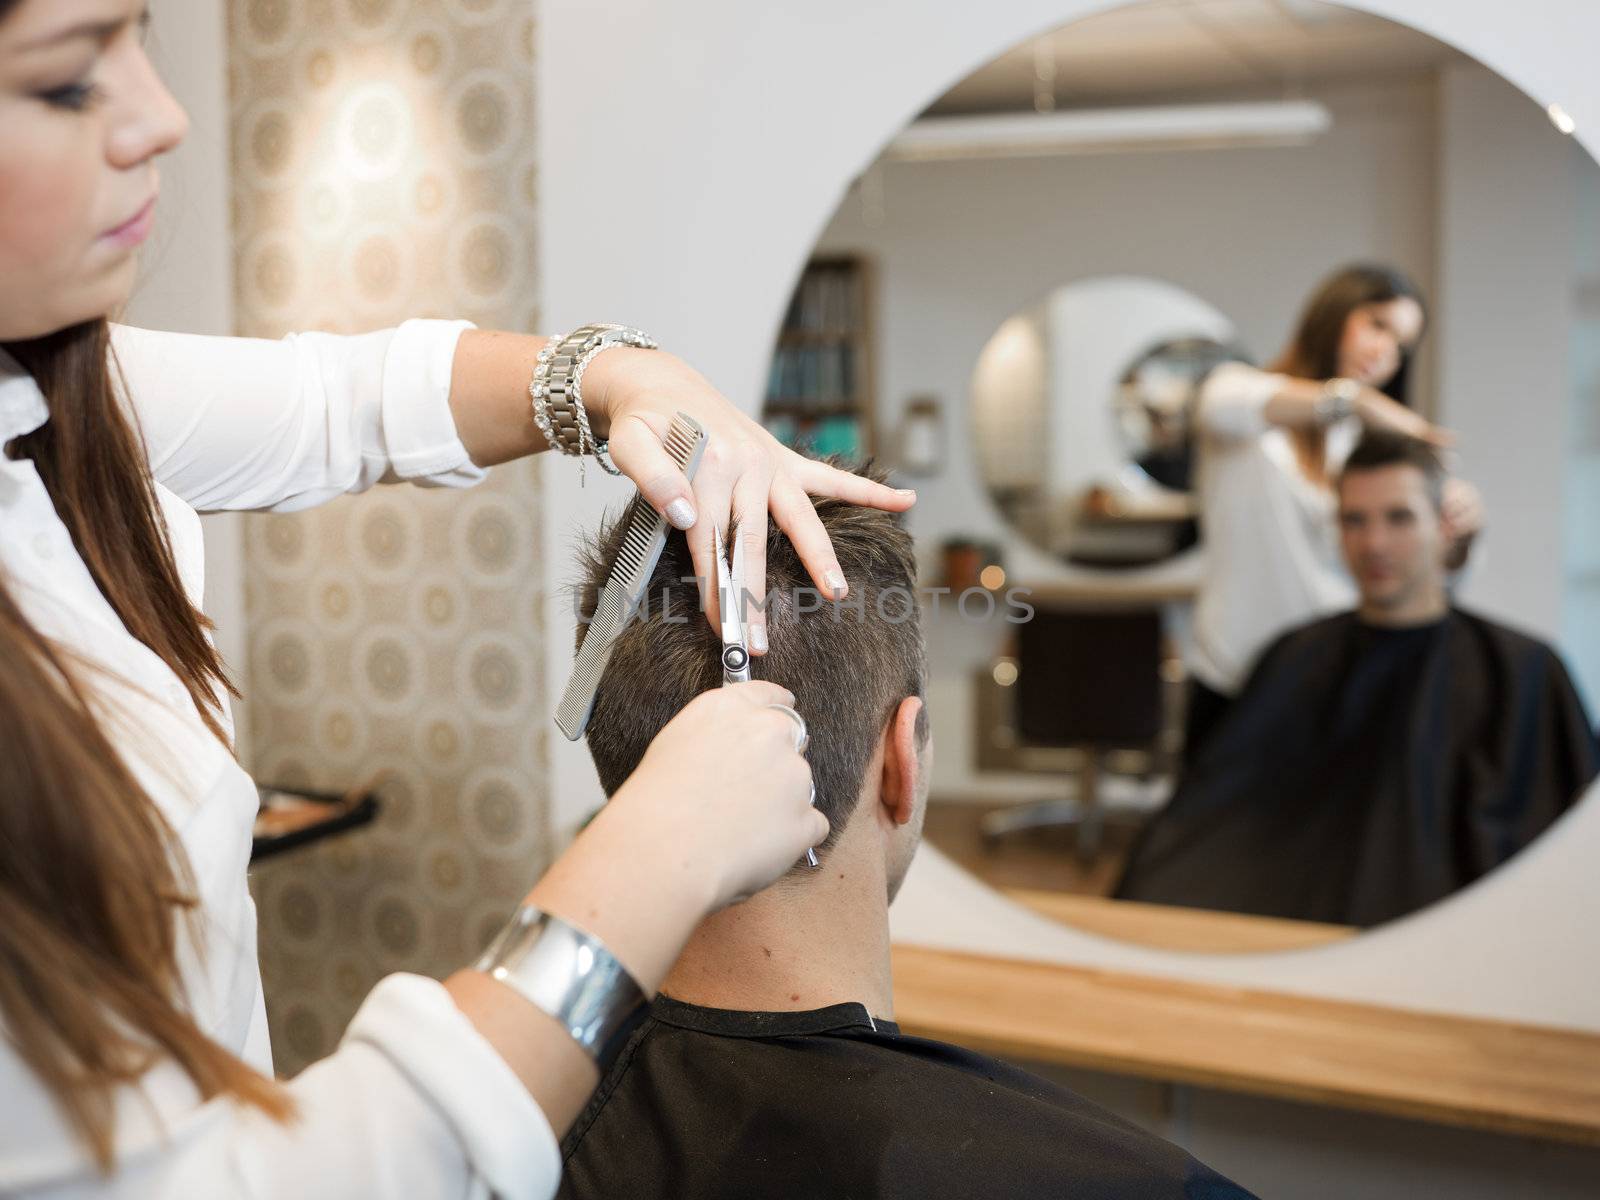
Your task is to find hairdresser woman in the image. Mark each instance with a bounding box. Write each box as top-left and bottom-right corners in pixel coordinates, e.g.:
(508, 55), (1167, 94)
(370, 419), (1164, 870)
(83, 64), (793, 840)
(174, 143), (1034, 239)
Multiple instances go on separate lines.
(0, 4), (912, 1197)
(1184, 263), (1484, 759)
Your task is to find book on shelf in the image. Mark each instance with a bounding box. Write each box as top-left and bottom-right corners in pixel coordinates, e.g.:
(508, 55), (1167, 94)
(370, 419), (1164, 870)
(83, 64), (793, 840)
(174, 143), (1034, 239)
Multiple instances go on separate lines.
(765, 257), (871, 454)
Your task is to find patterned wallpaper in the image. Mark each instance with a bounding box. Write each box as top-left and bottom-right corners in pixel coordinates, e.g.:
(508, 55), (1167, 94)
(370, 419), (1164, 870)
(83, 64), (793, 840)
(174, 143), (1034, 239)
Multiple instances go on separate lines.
(229, 0), (549, 1076)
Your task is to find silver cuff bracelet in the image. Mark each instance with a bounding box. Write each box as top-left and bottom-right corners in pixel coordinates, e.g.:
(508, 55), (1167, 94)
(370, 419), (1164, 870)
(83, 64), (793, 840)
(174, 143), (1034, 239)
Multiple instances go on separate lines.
(473, 906), (648, 1069)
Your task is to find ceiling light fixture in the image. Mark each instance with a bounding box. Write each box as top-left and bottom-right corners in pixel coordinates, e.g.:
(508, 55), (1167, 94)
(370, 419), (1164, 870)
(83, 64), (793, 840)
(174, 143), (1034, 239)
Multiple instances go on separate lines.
(885, 100), (1333, 162)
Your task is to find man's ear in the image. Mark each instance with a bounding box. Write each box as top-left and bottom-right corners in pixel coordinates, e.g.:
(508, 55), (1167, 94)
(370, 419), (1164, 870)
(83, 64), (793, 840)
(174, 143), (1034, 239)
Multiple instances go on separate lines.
(879, 696), (924, 828)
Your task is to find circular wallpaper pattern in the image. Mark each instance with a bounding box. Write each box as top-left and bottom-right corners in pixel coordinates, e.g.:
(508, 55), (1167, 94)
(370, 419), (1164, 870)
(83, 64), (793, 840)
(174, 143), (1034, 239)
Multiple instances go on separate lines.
(238, 230), (305, 320)
(340, 221), (418, 314)
(447, 67), (522, 165)
(236, 0), (550, 1078)
(446, 213), (526, 307)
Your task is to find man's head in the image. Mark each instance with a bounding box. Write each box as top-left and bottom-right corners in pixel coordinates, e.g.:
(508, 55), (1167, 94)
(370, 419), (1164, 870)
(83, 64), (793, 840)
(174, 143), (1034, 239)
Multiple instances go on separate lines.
(576, 463), (930, 898)
(1336, 432), (1448, 621)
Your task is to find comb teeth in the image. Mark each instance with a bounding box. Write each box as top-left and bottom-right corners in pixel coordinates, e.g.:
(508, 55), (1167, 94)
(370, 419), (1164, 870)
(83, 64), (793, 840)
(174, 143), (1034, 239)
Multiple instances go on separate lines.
(607, 413), (705, 591)
(664, 420), (699, 463)
(555, 412), (707, 741)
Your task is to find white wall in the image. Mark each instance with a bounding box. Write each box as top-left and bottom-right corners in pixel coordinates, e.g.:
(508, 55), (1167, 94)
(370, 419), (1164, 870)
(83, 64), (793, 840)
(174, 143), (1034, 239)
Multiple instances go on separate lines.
(1567, 146), (1600, 710)
(122, 4), (249, 761)
(1434, 63), (1576, 645)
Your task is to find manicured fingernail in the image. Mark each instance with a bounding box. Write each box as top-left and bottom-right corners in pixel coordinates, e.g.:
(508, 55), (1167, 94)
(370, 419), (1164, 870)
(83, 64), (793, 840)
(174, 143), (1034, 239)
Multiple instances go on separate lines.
(750, 625), (768, 654)
(666, 499), (696, 530)
(824, 569), (847, 599)
(897, 488), (916, 498)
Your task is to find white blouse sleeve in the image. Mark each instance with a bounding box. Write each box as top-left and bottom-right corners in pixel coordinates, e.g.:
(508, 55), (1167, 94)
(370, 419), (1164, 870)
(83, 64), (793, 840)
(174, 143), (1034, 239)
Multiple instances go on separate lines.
(0, 976), (561, 1199)
(109, 321), (487, 513)
(1195, 361), (1288, 442)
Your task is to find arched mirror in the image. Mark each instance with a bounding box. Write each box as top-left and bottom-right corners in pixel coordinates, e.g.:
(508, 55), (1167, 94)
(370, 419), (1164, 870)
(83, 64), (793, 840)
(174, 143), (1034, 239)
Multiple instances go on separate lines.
(761, 0), (1600, 952)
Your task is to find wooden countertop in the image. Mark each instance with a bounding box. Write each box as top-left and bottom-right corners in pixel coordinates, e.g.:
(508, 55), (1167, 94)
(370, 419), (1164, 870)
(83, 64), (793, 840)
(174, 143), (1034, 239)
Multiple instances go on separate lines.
(1002, 889), (1358, 954)
(890, 944), (1600, 1147)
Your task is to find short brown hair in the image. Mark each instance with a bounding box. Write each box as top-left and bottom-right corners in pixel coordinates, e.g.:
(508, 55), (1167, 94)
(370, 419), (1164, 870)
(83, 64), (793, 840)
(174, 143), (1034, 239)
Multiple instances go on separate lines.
(1337, 430), (1445, 511)
(574, 462), (926, 862)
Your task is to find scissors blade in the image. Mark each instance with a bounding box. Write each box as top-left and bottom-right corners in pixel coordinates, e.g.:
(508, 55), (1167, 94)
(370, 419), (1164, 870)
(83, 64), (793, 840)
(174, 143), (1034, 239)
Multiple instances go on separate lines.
(715, 524), (750, 682)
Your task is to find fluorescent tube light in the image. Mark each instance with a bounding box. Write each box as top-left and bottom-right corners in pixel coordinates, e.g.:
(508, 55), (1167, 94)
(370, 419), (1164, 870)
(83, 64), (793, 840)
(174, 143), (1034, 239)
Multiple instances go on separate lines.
(885, 100), (1333, 161)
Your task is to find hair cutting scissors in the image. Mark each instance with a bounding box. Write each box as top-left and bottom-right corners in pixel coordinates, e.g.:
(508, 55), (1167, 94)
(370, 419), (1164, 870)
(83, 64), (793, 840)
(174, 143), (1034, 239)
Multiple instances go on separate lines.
(715, 524), (819, 868)
(715, 523), (752, 684)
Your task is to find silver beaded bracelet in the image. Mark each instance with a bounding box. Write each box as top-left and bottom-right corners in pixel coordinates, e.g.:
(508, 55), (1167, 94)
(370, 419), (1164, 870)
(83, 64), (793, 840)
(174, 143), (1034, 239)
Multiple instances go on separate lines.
(530, 324), (659, 485)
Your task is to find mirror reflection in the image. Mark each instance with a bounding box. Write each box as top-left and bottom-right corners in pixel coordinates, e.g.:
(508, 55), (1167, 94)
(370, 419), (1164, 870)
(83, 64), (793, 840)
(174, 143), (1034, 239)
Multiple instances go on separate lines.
(763, 0), (1600, 949)
(970, 275), (1241, 567)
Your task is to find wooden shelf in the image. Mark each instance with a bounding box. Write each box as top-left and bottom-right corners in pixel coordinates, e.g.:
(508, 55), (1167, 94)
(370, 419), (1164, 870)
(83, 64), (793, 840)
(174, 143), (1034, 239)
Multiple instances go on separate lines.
(764, 400), (864, 418)
(763, 254), (876, 455)
(890, 944), (1600, 1147)
(777, 330), (858, 345)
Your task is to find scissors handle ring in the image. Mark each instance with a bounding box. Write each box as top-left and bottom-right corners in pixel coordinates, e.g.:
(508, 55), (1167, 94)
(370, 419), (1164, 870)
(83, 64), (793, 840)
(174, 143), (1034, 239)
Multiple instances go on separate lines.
(766, 703), (809, 754)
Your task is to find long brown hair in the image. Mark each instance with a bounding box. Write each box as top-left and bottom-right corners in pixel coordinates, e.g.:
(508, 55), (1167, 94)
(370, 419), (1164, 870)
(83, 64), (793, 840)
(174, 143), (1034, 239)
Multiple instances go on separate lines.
(1273, 262), (1427, 405)
(1, 319), (291, 1170)
(1270, 263), (1427, 485)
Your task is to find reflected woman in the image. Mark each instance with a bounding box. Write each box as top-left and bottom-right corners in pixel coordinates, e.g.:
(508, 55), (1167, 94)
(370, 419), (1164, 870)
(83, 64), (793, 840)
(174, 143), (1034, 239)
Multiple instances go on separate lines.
(1184, 263), (1483, 760)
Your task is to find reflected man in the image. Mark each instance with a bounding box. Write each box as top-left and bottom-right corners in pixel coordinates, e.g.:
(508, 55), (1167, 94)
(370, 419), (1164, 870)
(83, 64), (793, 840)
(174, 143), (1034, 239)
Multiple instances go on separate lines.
(1116, 432), (1598, 927)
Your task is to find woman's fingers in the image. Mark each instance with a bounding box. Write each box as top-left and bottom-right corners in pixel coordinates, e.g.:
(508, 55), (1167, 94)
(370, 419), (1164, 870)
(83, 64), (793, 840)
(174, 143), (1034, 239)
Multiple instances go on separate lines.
(606, 414), (698, 530)
(1366, 394), (1456, 449)
(790, 454), (916, 512)
(781, 455), (915, 594)
(612, 679), (819, 911)
(598, 358), (921, 633)
(684, 447), (735, 621)
(731, 465), (774, 654)
(1441, 478), (1484, 538)
(724, 679), (796, 709)
(769, 475), (848, 600)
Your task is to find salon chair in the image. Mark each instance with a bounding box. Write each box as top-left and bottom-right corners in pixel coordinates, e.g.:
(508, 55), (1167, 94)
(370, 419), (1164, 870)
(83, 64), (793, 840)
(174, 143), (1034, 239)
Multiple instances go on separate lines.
(979, 607), (1168, 864)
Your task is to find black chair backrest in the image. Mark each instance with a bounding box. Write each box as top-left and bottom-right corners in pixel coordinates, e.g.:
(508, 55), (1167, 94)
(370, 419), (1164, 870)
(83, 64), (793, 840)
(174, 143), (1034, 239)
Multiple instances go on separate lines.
(1015, 607), (1164, 748)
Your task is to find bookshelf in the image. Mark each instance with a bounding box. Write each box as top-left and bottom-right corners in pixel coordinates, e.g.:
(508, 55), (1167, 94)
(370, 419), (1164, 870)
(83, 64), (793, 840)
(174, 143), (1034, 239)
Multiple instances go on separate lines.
(762, 255), (877, 458)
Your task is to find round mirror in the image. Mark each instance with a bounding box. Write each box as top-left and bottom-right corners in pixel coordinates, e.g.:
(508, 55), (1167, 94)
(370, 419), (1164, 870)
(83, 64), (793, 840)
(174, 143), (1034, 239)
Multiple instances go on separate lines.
(969, 275), (1244, 567)
(761, 0), (1600, 952)
(1115, 334), (1245, 493)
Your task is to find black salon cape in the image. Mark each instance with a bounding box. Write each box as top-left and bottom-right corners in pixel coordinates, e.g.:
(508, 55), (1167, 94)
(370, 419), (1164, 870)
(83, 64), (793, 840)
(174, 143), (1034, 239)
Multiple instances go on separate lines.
(1115, 608), (1599, 927)
(557, 997), (1253, 1200)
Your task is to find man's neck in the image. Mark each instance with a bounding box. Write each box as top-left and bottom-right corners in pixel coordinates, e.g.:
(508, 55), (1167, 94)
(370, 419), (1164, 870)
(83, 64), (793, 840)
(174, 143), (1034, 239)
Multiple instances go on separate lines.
(1358, 582), (1448, 628)
(659, 821), (896, 1021)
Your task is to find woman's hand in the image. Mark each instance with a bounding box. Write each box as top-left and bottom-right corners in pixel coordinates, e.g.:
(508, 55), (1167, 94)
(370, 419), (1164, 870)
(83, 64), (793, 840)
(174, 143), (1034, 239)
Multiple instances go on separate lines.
(582, 348), (916, 653)
(475, 681), (824, 1128)
(1355, 386), (1454, 447)
(1440, 477), (1484, 542)
(608, 681), (826, 908)
(1440, 477), (1484, 571)
(526, 682), (825, 1000)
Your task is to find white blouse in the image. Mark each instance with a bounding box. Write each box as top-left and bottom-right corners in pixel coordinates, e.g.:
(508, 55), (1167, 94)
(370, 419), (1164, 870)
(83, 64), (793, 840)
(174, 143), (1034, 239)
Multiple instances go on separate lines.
(0, 323), (560, 1199)
(1188, 361), (1359, 695)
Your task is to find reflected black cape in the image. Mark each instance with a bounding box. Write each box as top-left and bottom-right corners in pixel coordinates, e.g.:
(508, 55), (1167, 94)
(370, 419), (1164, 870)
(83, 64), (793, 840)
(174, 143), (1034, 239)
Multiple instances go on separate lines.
(1115, 608), (1599, 927)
